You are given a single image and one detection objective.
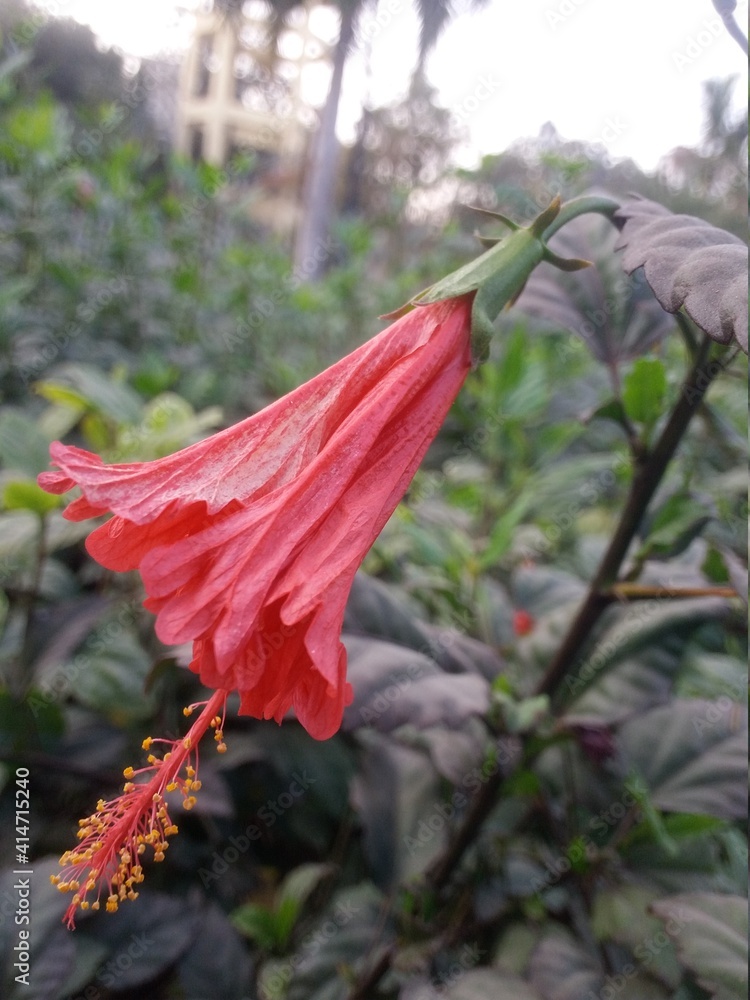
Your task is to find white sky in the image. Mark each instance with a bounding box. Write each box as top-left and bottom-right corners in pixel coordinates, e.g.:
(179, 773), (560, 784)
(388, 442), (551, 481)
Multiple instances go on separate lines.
(36, 0), (748, 170)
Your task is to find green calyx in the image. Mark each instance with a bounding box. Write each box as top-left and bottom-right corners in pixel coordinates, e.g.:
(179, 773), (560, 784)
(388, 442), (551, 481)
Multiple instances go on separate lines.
(385, 194), (620, 367)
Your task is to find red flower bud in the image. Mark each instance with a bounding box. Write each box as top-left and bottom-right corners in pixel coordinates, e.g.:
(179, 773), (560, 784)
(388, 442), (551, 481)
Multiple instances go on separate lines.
(512, 610), (535, 636)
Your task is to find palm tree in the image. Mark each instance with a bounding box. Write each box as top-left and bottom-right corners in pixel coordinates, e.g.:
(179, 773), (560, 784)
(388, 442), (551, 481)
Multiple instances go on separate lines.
(293, 0), (491, 278)
(215, 0), (488, 278)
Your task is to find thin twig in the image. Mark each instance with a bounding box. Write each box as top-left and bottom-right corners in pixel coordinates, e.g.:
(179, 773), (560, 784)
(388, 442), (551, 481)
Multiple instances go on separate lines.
(534, 333), (723, 701)
(607, 583), (738, 600)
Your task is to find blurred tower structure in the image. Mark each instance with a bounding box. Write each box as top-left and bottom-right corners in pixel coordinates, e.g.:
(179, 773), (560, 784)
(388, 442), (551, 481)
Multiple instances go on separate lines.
(175, 1), (334, 233)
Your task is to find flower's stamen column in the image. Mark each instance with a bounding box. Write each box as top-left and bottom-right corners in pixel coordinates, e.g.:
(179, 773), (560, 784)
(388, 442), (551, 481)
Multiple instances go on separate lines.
(51, 688), (229, 928)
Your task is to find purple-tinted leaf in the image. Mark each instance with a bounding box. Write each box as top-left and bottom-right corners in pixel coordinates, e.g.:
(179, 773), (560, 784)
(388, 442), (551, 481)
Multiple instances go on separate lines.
(651, 892), (747, 1000)
(529, 931), (603, 1000)
(513, 217), (674, 363)
(342, 636), (491, 733)
(177, 902), (254, 1000)
(614, 198), (748, 354)
(615, 699), (748, 820)
(344, 572), (505, 680)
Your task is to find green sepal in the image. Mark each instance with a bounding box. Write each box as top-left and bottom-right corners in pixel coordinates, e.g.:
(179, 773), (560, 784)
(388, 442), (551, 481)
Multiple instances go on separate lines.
(382, 194), (621, 366)
(463, 205), (520, 231)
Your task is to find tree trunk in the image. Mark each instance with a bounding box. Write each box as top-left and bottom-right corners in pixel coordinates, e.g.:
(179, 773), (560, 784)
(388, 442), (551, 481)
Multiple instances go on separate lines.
(293, 4), (355, 280)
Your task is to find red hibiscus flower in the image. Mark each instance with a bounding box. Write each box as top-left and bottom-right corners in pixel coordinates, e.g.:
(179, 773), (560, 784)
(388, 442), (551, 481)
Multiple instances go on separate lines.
(39, 195), (598, 925)
(40, 293), (473, 924)
(39, 293), (474, 740)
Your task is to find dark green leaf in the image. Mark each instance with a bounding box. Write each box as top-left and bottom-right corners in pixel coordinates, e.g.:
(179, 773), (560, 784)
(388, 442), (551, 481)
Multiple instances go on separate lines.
(81, 890), (199, 989)
(351, 734), (444, 886)
(232, 904), (281, 951)
(651, 893), (748, 1000)
(616, 700), (747, 820)
(563, 599), (729, 718)
(639, 492), (713, 559)
(280, 883), (389, 1000)
(177, 903), (255, 1000)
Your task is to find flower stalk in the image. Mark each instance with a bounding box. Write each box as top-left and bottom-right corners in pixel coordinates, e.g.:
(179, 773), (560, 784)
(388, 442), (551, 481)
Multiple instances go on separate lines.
(51, 689), (228, 927)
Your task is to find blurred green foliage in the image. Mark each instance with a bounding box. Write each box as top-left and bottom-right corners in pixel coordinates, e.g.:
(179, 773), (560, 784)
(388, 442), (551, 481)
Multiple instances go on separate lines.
(0, 12), (747, 1000)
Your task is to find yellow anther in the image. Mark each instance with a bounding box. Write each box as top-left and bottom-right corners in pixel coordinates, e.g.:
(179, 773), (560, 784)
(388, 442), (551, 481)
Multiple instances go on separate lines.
(183, 706), (193, 717)
(142, 736), (153, 750)
(182, 737), (192, 749)
(216, 742), (227, 753)
(154, 851), (165, 862)
(92, 901), (100, 911)
(123, 766), (135, 779)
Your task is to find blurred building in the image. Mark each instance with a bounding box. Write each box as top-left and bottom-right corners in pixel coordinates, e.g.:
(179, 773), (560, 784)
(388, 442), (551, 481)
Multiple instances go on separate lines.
(175, 1), (334, 235)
